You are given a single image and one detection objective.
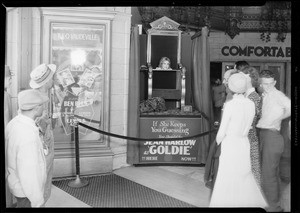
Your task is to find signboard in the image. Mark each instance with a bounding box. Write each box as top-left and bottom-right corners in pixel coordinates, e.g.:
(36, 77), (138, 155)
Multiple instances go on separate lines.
(52, 26), (104, 49)
(139, 117), (202, 164)
(221, 45), (291, 58)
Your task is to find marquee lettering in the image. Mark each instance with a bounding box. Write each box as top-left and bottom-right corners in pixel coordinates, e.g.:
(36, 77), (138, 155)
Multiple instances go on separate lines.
(221, 46), (291, 58)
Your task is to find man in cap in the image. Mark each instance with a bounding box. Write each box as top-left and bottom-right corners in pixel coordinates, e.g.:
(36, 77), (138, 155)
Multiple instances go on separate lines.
(6, 89), (49, 207)
(256, 69), (291, 212)
(29, 63), (56, 202)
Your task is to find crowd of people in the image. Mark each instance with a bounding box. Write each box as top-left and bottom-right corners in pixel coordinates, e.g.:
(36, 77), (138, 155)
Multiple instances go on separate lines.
(4, 59), (291, 210)
(207, 61), (291, 212)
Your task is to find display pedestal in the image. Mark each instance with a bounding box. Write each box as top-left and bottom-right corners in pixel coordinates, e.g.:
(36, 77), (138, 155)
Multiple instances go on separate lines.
(138, 114), (203, 164)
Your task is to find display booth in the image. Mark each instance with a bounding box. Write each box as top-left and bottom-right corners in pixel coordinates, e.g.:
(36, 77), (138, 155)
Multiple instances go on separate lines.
(145, 17), (186, 109)
(135, 17), (205, 165)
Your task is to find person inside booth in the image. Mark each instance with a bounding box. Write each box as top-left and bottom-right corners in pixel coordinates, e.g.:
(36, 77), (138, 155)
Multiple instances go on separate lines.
(157, 57), (172, 70)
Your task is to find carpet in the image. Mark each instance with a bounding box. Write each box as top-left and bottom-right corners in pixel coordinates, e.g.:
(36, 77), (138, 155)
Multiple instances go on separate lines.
(52, 174), (195, 208)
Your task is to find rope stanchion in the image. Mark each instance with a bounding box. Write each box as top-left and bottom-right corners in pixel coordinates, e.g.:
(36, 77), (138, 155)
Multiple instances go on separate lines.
(68, 123), (89, 188)
(67, 116), (218, 188)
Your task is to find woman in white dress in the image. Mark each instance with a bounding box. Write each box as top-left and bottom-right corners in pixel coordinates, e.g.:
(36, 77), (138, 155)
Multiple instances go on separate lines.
(209, 73), (267, 208)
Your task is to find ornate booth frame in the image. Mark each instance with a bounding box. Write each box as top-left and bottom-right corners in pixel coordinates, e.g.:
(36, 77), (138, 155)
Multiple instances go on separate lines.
(146, 16), (186, 108)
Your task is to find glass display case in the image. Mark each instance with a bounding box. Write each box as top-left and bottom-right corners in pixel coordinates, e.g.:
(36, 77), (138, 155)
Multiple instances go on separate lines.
(49, 23), (105, 143)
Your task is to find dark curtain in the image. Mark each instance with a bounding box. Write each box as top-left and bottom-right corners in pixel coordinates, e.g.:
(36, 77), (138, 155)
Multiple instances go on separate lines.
(191, 27), (214, 164)
(126, 26), (140, 164)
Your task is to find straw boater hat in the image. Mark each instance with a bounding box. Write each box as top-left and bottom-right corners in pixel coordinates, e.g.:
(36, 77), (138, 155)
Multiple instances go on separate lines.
(228, 73), (247, 94)
(18, 89), (49, 110)
(29, 64), (56, 89)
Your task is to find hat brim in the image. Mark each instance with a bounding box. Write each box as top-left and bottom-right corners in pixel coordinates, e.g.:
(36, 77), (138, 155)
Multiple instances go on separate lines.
(29, 64), (56, 89)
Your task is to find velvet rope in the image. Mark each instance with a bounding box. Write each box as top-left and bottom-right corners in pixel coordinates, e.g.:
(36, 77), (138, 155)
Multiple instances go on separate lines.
(77, 122), (217, 142)
(73, 114), (100, 124)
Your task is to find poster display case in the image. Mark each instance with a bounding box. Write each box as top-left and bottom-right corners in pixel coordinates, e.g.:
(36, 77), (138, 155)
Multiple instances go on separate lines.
(50, 23), (105, 143)
(41, 9), (112, 166)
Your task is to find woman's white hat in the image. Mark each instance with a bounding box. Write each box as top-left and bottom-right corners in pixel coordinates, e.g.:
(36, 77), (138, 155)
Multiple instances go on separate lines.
(222, 69), (237, 85)
(228, 73), (247, 94)
(29, 64), (56, 89)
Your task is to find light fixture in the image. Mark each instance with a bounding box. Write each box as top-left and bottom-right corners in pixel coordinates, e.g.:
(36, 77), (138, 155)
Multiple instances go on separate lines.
(71, 49), (86, 66)
(224, 6), (243, 39)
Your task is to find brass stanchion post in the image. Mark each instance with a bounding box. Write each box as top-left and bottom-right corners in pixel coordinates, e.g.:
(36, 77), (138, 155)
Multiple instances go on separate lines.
(68, 122), (88, 188)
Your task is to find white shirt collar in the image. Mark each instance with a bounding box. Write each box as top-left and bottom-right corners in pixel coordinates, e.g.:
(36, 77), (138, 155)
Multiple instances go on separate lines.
(245, 87), (255, 98)
(18, 113), (37, 127)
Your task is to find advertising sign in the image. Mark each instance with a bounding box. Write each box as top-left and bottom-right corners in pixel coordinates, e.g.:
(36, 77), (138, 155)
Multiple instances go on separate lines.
(139, 117), (202, 163)
(221, 45), (291, 58)
(52, 26), (104, 49)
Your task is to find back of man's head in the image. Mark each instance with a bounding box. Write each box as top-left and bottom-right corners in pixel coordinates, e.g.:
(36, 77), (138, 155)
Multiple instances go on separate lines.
(235, 60), (249, 71)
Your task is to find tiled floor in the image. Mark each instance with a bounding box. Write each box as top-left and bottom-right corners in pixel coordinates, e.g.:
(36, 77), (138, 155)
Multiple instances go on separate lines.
(45, 165), (290, 211)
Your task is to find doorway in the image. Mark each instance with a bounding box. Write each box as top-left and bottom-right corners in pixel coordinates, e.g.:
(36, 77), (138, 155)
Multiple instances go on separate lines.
(210, 62), (224, 122)
(221, 62), (287, 94)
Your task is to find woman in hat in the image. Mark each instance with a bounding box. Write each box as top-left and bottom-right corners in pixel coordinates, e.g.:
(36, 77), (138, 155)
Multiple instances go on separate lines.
(29, 63), (57, 203)
(209, 73), (267, 208)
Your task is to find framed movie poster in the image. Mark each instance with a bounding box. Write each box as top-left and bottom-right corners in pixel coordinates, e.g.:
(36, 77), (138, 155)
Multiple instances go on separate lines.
(48, 22), (107, 143)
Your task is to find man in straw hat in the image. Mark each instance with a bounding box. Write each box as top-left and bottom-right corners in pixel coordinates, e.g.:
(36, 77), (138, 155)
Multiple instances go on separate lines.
(29, 63), (56, 203)
(6, 89), (49, 207)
